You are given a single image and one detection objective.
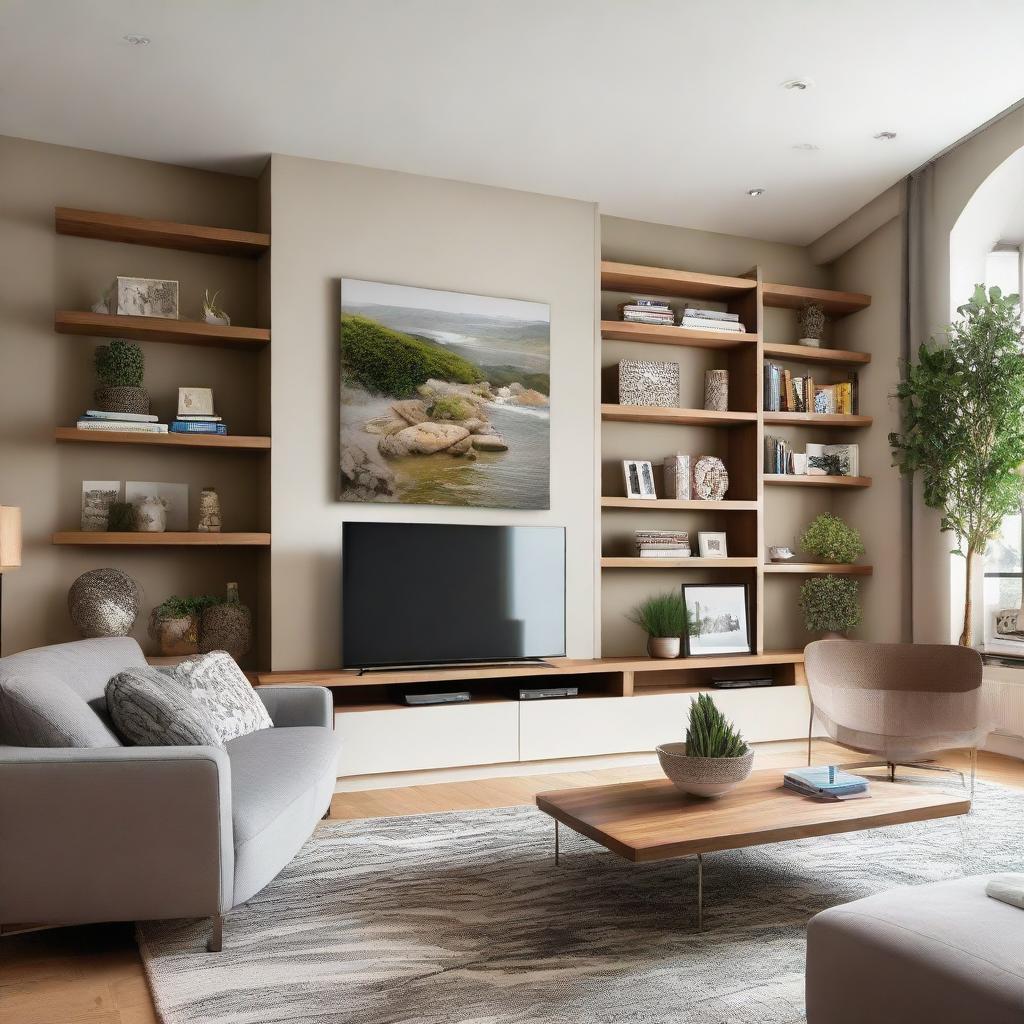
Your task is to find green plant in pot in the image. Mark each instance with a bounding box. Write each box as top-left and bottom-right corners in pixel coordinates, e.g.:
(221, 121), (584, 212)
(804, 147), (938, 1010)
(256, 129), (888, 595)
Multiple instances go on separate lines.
(94, 339), (149, 415)
(629, 591), (685, 659)
(149, 594), (219, 656)
(799, 514), (864, 564)
(657, 693), (753, 798)
(799, 575), (862, 638)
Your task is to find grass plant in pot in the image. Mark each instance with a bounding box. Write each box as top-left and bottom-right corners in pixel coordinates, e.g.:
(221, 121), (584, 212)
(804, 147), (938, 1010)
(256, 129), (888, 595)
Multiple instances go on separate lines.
(630, 591), (685, 658)
(799, 575), (862, 638)
(94, 339), (149, 415)
(799, 513), (864, 565)
(657, 693), (753, 798)
(149, 594), (219, 656)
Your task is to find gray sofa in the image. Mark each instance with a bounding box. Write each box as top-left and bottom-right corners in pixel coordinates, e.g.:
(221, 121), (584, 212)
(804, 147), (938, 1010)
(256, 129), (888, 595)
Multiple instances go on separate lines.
(806, 875), (1024, 1022)
(0, 637), (340, 951)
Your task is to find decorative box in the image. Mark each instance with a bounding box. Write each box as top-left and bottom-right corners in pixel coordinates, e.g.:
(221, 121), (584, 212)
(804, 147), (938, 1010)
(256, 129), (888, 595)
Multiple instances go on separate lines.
(106, 276), (179, 319)
(663, 454), (691, 500)
(618, 359), (679, 408)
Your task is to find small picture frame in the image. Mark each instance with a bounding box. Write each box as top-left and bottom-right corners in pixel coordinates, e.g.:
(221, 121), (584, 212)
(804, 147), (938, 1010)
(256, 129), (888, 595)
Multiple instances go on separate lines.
(107, 276), (179, 319)
(623, 459), (657, 500)
(698, 531), (729, 558)
(681, 582), (753, 657)
(178, 387), (215, 417)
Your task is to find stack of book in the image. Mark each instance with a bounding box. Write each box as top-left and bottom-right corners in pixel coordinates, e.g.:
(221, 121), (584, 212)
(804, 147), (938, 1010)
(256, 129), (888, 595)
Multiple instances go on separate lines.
(764, 434), (794, 475)
(764, 366), (859, 414)
(76, 410), (168, 434)
(634, 530), (691, 558)
(680, 306), (745, 333)
(170, 413), (227, 436)
(784, 766), (870, 801)
(619, 300), (674, 325)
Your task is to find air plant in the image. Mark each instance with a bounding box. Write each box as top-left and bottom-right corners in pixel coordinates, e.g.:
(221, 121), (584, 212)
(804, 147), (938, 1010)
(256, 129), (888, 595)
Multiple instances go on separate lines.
(201, 289), (230, 325)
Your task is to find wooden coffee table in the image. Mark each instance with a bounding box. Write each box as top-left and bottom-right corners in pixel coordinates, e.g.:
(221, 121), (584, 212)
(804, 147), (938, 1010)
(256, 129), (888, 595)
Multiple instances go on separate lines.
(535, 768), (970, 929)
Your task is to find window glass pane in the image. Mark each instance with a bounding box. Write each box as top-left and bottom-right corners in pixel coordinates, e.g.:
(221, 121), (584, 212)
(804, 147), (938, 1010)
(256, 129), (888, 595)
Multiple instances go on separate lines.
(984, 574), (1023, 644)
(986, 249), (1020, 297)
(986, 513), (1022, 573)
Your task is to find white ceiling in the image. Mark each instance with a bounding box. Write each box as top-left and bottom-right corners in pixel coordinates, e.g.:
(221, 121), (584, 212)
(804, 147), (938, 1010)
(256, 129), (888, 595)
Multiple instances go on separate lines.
(3, 0), (1024, 245)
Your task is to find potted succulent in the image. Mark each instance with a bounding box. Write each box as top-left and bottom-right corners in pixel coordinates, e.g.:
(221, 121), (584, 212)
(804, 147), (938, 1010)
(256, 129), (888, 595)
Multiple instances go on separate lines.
(799, 575), (862, 638)
(94, 339), (149, 415)
(657, 693), (754, 798)
(149, 594), (219, 656)
(799, 514), (864, 564)
(797, 302), (826, 347)
(630, 591), (685, 658)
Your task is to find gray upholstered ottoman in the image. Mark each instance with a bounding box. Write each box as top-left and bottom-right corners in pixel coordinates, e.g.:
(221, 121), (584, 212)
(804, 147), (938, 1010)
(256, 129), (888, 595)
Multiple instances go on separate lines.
(806, 876), (1024, 1023)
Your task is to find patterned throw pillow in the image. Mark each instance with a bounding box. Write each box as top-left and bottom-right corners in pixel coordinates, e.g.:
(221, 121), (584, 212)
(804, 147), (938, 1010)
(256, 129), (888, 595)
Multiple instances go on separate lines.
(173, 651), (273, 744)
(106, 667), (223, 747)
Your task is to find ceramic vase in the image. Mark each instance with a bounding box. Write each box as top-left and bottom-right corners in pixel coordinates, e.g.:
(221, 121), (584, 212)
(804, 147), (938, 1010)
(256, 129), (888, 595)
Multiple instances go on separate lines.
(135, 497), (167, 533)
(200, 582), (252, 660)
(704, 369), (729, 412)
(197, 488), (222, 532)
(648, 636), (681, 659)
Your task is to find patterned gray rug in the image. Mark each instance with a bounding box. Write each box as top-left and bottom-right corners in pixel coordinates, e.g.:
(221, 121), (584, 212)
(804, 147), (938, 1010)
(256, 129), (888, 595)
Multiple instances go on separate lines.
(137, 780), (1023, 1024)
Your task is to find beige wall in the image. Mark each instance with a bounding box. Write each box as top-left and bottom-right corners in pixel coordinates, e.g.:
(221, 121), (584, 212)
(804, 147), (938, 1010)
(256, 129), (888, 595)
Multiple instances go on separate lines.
(0, 135), (267, 659)
(268, 155), (599, 669)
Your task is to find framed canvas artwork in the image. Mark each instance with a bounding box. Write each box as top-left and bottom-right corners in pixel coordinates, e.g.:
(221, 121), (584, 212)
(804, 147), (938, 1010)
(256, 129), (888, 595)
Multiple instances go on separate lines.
(681, 583), (752, 656)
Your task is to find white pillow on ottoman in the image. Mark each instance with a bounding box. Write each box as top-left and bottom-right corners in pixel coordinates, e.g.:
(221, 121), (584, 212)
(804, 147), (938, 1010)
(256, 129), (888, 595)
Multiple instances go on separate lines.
(174, 651), (273, 744)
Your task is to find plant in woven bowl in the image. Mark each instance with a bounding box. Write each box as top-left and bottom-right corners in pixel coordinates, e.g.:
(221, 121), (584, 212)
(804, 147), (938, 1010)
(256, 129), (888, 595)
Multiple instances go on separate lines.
(93, 339), (149, 415)
(149, 594), (220, 657)
(799, 575), (862, 637)
(629, 591), (685, 659)
(799, 514), (864, 564)
(657, 693), (754, 798)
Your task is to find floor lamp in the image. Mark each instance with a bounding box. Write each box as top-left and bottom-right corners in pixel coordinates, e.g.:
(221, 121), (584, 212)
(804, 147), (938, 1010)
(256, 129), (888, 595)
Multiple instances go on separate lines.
(0, 507), (22, 658)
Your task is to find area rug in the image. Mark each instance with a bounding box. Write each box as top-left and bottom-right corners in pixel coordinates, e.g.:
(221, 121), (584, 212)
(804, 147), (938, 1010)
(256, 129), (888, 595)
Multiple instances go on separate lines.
(137, 780), (1023, 1024)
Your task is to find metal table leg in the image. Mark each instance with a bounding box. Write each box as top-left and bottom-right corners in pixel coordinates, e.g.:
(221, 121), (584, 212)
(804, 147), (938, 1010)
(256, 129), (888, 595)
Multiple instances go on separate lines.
(696, 853), (703, 931)
(554, 819), (560, 866)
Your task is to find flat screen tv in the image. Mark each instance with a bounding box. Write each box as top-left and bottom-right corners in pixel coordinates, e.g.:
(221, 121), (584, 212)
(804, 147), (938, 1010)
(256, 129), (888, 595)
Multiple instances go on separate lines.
(342, 522), (566, 669)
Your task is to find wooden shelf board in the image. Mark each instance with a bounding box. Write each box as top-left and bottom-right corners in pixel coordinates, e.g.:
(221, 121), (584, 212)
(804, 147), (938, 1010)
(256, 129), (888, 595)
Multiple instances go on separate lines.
(600, 497), (758, 511)
(600, 319), (755, 350)
(55, 311), (270, 350)
(601, 261), (757, 300)
(601, 404), (756, 427)
(763, 474), (871, 488)
(55, 427), (271, 450)
(601, 557), (758, 569)
(763, 341), (871, 366)
(55, 207), (270, 257)
(762, 412), (872, 428)
(53, 531), (270, 547)
(763, 282), (871, 316)
(763, 562), (873, 575)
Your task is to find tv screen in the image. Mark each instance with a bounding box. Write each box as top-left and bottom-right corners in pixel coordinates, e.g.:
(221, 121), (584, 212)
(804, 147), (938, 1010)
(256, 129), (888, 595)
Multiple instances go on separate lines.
(342, 522), (566, 669)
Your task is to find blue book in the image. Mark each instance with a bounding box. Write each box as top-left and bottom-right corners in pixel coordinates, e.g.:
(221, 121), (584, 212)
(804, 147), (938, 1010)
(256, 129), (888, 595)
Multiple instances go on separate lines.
(784, 766), (868, 796)
(170, 421), (228, 435)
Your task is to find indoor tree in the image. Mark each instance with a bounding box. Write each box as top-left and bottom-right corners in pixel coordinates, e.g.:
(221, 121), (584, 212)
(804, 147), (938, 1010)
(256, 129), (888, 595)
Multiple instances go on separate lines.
(890, 284), (1024, 645)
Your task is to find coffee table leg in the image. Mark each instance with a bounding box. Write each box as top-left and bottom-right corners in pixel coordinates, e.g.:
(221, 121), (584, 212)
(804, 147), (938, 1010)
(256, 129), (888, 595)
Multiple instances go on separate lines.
(697, 853), (704, 932)
(554, 819), (560, 866)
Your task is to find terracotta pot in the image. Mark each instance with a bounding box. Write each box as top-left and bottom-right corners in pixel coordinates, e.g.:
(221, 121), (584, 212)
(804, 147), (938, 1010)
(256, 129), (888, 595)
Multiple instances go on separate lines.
(656, 742), (755, 798)
(647, 636), (681, 659)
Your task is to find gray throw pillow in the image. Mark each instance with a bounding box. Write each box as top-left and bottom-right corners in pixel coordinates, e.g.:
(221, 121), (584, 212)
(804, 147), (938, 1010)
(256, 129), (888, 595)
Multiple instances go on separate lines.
(173, 651), (273, 743)
(106, 667), (222, 747)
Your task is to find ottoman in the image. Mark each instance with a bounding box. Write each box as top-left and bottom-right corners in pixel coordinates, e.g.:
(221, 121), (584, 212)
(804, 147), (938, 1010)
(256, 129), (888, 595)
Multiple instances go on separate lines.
(806, 876), (1024, 1024)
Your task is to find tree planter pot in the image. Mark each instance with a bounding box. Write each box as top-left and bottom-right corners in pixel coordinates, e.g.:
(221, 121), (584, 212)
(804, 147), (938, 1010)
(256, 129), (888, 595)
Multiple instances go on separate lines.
(94, 386), (150, 416)
(647, 636), (681, 659)
(656, 742), (754, 798)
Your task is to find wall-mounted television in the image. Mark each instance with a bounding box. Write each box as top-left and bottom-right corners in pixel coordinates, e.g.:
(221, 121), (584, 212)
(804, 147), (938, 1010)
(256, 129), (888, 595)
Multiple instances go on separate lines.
(342, 522), (566, 669)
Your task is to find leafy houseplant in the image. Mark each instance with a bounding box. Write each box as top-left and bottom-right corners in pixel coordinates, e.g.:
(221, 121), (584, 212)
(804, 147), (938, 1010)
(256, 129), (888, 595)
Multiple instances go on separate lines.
(149, 594), (220, 656)
(890, 284), (1024, 645)
(94, 339), (149, 415)
(629, 591), (686, 659)
(799, 576), (862, 636)
(799, 514), (864, 564)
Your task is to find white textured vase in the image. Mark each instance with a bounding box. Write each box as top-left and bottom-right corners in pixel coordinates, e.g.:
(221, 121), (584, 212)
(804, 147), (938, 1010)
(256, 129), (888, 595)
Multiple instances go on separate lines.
(647, 636), (681, 659)
(135, 498), (167, 533)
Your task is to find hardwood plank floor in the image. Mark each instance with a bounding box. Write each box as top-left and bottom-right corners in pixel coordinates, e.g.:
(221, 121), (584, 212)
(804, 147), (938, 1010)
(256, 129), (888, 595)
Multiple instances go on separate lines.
(2, 741), (1020, 1024)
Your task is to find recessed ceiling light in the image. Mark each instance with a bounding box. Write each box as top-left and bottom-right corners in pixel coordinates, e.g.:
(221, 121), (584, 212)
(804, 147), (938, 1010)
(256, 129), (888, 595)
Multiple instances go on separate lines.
(746, 188), (766, 198)
(874, 131), (897, 140)
(123, 34), (150, 45)
(781, 78), (814, 91)
(792, 143), (820, 151)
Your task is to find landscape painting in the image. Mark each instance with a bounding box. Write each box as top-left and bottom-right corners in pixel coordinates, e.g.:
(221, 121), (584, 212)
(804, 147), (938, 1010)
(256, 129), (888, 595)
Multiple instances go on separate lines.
(339, 279), (550, 509)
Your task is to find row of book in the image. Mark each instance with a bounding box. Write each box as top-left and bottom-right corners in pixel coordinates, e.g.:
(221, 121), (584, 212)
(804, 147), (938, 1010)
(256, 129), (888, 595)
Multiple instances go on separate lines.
(784, 766), (870, 802)
(764, 435), (794, 476)
(75, 410), (228, 435)
(618, 301), (746, 333)
(634, 530), (691, 559)
(764, 365), (859, 414)
(763, 438), (861, 476)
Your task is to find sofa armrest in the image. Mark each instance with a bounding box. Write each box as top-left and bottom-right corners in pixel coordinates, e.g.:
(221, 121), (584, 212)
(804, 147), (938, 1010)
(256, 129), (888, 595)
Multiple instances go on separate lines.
(0, 744), (233, 926)
(255, 685), (334, 729)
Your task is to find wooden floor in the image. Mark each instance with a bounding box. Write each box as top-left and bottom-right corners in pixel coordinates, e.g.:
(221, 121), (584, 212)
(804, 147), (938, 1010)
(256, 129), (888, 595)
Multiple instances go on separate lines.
(2, 741), (1020, 1024)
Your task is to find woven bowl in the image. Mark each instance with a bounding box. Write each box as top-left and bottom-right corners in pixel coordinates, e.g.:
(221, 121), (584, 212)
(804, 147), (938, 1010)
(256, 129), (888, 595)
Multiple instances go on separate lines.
(656, 742), (754, 799)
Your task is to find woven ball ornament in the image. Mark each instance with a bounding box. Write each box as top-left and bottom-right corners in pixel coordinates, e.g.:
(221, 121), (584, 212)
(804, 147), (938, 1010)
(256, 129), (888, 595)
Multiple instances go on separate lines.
(68, 568), (141, 637)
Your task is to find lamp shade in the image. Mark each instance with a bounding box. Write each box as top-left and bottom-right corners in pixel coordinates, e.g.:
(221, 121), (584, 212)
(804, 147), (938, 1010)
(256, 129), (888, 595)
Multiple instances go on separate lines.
(0, 507), (22, 570)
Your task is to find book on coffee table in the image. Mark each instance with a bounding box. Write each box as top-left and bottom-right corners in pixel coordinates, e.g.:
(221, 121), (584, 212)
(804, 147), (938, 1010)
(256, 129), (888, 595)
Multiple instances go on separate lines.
(783, 766), (869, 799)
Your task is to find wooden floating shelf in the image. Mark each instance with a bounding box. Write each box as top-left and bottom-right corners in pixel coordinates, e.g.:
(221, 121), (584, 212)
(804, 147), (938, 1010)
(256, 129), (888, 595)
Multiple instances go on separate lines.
(763, 562), (873, 575)
(55, 207), (270, 258)
(55, 427), (271, 451)
(763, 282), (871, 316)
(762, 412), (872, 428)
(601, 404), (756, 427)
(763, 474), (871, 488)
(601, 261), (757, 301)
(762, 341), (871, 366)
(600, 497), (758, 511)
(52, 531), (271, 547)
(55, 311), (270, 350)
(601, 557), (758, 569)
(600, 319), (755, 350)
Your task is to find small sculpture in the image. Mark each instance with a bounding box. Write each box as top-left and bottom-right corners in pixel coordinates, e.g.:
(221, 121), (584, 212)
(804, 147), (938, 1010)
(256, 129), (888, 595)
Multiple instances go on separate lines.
(768, 546), (796, 562)
(197, 487), (222, 532)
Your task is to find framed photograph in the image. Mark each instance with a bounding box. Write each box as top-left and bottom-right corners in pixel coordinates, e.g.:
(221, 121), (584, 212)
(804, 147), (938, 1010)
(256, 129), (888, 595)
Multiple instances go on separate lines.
(107, 276), (179, 319)
(697, 531), (728, 558)
(681, 583), (752, 657)
(623, 459), (657, 499)
(125, 481), (189, 531)
(178, 387), (215, 417)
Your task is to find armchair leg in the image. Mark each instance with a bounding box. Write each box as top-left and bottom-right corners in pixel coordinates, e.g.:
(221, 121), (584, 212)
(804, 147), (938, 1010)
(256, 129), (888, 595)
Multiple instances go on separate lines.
(806, 702), (814, 767)
(207, 914), (223, 953)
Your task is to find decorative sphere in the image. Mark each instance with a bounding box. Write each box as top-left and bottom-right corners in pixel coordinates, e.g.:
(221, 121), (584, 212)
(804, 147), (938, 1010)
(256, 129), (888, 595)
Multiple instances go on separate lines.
(68, 569), (140, 637)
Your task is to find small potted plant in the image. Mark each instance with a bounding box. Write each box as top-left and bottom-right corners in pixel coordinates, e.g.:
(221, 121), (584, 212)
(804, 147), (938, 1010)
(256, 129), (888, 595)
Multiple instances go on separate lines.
(799, 514), (864, 564)
(797, 302), (826, 347)
(799, 575), (862, 638)
(657, 693), (754, 798)
(629, 591), (685, 658)
(94, 339), (149, 415)
(201, 289), (231, 326)
(149, 594), (219, 656)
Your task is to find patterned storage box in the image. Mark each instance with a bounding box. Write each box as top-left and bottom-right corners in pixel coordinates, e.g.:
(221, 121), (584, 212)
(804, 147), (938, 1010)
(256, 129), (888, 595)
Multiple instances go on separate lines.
(663, 454), (691, 500)
(618, 359), (679, 408)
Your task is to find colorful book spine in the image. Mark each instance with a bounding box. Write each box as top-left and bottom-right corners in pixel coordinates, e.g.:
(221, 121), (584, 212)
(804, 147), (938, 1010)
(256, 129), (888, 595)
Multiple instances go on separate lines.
(169, 421), (228, 435)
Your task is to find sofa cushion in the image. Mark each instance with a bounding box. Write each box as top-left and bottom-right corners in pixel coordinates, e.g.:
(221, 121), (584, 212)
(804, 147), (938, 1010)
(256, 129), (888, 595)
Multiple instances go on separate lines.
(106, 667), (222, 747)
(174, 651), (273, 744)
